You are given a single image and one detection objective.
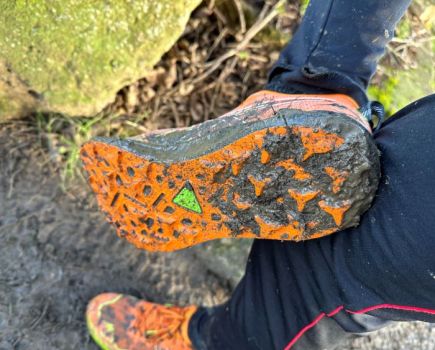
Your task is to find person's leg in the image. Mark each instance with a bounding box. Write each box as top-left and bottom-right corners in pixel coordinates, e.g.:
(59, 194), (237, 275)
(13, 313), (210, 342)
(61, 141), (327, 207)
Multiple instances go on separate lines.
(189, 94), (435, 350)
(266, 0), (411, 106)
(188, 0), (435, 349)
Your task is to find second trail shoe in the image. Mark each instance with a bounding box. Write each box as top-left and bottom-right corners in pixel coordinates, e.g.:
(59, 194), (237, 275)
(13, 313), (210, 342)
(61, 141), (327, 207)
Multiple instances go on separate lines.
(81, 91), (380, 251)
(86, 293), (196, 350)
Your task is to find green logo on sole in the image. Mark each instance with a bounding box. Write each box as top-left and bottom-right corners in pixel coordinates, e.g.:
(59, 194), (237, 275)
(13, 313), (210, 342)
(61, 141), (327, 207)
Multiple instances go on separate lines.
(173, 182), (202, 214)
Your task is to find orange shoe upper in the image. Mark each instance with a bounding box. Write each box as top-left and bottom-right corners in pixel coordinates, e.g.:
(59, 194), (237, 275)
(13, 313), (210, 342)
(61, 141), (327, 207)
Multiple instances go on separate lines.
(86, 293), (197, 350)
(131, 91), (370, 143)
(234, 90), (371, 132)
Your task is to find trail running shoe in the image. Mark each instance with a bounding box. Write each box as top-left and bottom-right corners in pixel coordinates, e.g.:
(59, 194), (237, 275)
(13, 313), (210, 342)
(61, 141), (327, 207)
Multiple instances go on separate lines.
(86, 293), (196, 350)
(81, 91), (380, 251)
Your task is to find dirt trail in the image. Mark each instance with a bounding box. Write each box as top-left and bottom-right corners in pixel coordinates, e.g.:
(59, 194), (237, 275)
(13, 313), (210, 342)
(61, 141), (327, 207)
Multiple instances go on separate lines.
(0, 129), (433, 349)
(0, 130), (228, 350)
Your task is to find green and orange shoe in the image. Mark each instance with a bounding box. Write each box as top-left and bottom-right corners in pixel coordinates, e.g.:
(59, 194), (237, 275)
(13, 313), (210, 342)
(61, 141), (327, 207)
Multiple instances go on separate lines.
(81, 91), (380, 251)
(86, 293), (197, 350)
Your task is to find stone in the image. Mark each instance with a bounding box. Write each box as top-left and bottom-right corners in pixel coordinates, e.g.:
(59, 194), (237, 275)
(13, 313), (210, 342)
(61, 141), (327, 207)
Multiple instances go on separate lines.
(191, 239), (252, 288)
(0, 0), (201, 120)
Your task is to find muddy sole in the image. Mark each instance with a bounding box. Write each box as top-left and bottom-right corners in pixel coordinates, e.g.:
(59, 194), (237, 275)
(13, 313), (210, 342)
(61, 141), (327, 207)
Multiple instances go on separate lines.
(81, 109), (380, 251)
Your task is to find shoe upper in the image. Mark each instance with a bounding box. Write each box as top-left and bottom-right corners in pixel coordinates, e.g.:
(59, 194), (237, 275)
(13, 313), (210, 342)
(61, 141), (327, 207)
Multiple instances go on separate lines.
(86, 293), (197, 350)
(97, 91), (371, 166)
(128, 90), (371, 145)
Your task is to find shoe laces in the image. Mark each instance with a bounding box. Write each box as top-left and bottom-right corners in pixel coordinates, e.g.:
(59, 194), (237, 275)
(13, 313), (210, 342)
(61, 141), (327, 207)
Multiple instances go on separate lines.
(135, 304), (195, 345)
(360, 101), (385, 132)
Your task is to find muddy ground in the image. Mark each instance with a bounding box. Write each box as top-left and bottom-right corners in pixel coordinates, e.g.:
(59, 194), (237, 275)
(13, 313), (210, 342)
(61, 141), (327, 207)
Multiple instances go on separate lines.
(0, 128), (229, 349)
(1, 127), (434, 350)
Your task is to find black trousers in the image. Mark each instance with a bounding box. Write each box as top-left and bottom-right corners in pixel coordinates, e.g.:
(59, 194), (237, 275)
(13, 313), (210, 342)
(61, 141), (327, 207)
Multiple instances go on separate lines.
(189, 1), (435, 349)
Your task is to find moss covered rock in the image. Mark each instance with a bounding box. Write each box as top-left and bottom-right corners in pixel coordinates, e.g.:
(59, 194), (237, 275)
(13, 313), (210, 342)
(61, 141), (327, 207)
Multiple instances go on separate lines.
(0, 0), (201, 120)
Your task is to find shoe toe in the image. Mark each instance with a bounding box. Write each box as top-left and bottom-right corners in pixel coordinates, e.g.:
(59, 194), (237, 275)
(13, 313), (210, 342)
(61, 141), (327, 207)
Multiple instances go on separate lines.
(86, 293), (133, 350)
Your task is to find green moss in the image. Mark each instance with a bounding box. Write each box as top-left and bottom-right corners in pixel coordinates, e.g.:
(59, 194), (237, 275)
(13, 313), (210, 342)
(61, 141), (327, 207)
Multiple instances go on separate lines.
(369, 5), (434, 117)
(256, 27), (291, 49)
(0, 90), (35, 120)
(300, 0), (310, 16)
(368, 77), (399, 116)
(0, 95), (14, 117)
(369, 55), (434, 116)
(395, 16), (412, 39)
(0, 0), (201, 117)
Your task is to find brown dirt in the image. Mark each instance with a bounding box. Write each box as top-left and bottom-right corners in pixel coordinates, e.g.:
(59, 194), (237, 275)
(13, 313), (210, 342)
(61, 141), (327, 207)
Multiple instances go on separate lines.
(0, 126), (229, 350)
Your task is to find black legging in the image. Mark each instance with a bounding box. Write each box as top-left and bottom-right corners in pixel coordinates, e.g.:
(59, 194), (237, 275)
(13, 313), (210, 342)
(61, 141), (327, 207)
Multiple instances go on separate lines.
(189, 1), (435, 349)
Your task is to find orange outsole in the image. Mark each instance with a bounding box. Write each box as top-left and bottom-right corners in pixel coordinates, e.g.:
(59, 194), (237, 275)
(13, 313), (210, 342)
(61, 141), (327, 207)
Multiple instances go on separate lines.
(81, 91), (380, 251)
(81, 111), (379, 251)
